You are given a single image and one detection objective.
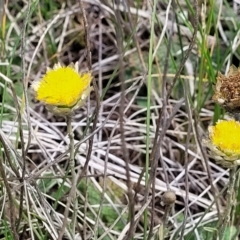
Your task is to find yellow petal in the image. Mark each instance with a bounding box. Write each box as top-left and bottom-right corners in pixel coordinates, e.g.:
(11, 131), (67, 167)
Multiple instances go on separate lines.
(209, 120), (240, 156)
(32, 63), (92, 108)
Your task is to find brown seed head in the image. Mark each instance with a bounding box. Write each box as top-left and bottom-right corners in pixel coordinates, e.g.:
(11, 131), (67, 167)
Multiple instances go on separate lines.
(213, 65), (240, 112)
(162, 190), (176, 206)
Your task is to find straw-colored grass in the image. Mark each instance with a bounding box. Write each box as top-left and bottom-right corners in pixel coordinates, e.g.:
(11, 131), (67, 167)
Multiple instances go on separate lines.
(0, 0), (240, 239)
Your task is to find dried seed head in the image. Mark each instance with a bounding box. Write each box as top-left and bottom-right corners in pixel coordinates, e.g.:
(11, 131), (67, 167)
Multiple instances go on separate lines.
(162, 191), (176, 206)
(213, 65), (240, 113)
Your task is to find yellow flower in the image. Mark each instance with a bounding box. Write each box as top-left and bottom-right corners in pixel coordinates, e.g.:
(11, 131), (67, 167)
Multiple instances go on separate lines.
(205, 119), (240, 167)
(32, 62), (92, 115)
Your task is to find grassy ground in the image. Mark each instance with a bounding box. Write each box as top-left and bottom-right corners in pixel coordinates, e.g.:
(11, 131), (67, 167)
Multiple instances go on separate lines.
(0, 0), (240, 239)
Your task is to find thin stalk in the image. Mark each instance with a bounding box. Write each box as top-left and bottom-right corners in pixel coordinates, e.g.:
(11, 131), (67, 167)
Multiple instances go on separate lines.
(66, 115), (77, 237)
(218, 167), (237, 238)
(144, 0), (157, 238)
(58, 115), (77, 239)
(232, 169), (240, 239)
(0, 156), (18, 240)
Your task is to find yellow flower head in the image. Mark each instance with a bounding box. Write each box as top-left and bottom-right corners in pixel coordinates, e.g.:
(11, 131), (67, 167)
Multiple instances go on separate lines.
(205, 119), (240, 167)
(32, 62), (92, 115)
(209, 120), (240, 155)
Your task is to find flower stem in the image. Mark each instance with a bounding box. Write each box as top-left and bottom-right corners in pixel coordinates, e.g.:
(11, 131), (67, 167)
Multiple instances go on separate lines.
(218, 167), (237, 238)
(66, 115), (77, 237)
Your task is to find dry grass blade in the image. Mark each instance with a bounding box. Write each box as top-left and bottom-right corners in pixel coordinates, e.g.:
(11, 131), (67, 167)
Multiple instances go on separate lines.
(1, 0), (240, 239)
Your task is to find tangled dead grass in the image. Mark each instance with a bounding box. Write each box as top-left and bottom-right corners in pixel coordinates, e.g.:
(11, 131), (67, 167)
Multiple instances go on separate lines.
(0, 0), (238, 239)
